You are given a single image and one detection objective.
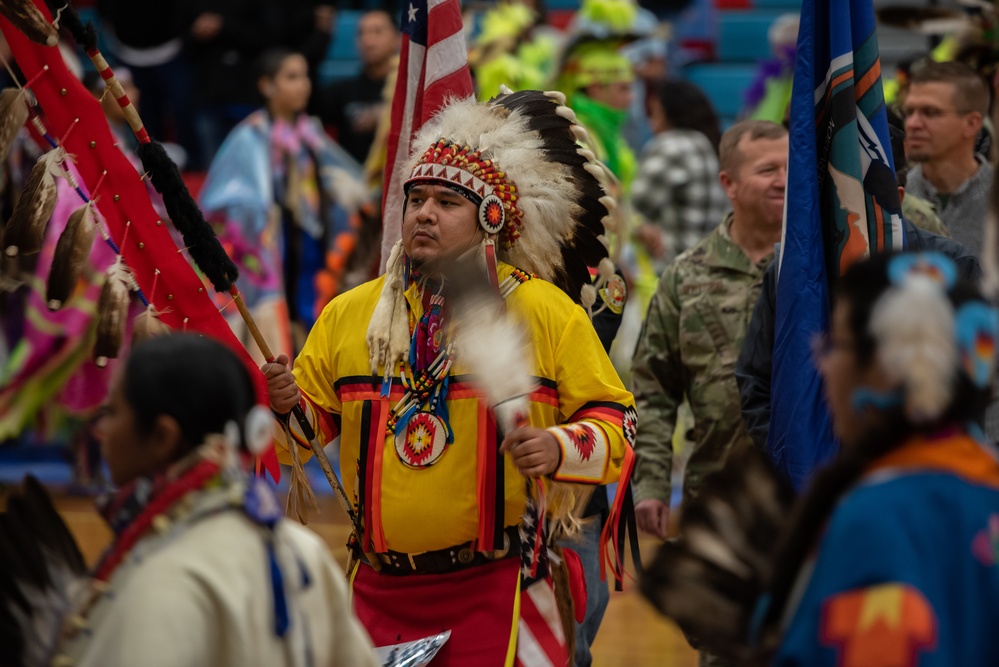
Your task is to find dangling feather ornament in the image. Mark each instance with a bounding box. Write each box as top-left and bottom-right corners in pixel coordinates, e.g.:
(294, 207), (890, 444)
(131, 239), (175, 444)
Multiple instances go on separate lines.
(3, 148), (64, 258)
(640, 444), (795, 663)
(93, 256), (134, 367)
(46, 202), (96, 309)
(0, 0), (58, 46)
(132, 306), (170, 344)
(0, 88), (29, 163)
(0, 476), (89, 667)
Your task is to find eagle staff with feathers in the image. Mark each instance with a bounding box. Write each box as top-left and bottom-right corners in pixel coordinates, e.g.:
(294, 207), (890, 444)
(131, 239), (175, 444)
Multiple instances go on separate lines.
(0, 0), (386, 663)
(0, 0), (367, 526)
(262, 89), (639, 665)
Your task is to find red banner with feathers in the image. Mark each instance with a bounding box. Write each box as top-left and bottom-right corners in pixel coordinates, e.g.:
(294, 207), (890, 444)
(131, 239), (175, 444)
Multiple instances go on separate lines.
(0, 2), (279, 479)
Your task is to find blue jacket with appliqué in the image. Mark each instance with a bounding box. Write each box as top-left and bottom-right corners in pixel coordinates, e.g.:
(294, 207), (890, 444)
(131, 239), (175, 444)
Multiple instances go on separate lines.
(774, 433), (999, 666)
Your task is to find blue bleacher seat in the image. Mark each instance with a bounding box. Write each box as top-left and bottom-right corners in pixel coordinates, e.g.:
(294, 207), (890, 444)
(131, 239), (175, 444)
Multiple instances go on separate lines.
(316, 10), (365, 85)
(330, 10), (364, 60)
(682, 63), (758, 118)
(716, 11), (786, 62)
(545, 0), (582, 9)
(318, 59), (362, 85)
(754, 0), (802, 8)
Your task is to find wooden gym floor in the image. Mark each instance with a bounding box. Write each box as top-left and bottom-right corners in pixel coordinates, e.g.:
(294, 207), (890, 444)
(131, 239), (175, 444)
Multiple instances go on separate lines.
(45, 492), (697, 666)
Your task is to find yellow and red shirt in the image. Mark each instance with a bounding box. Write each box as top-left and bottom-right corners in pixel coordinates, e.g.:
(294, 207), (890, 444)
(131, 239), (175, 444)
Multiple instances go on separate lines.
(278, 262), (635, 554)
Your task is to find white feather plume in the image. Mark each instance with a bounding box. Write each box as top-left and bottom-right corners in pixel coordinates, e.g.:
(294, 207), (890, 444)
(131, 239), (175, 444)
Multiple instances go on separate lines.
(452, 295), (537, 434)
(366, 240), (410, 375)
(869, 275), (957, 422)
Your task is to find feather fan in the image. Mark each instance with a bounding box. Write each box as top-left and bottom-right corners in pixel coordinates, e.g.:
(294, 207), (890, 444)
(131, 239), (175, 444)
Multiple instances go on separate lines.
(0, 0), (58, 46)
(639, 444), (795, 662)
(46, 203), (96, 310)
(0, 88), (29, 163)
(0, 476), (89, 667)
(446, 251), (592, 536)
(446, 252), (536, 434)
(3, 149), (63, 258)
(93, 257), (133, 367)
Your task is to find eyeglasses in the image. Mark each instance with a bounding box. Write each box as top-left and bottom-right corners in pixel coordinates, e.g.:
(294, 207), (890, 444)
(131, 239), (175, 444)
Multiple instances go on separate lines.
(810, 332), (854, 363)
(899, 105), (969, 121)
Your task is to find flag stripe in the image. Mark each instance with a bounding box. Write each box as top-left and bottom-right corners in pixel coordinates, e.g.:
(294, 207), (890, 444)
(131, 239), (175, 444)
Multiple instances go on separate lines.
(856, 60), (881, 99)
(515, 622), (553, 667)
(425, 32), (469, 89)
(770, 0), (903, 489)
(379, 0), (473, 269)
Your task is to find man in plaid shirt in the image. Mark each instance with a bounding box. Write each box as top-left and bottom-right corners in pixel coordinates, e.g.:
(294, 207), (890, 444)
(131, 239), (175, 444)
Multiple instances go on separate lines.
(632, 80), (730, 265)
(632, 130), (730, 263)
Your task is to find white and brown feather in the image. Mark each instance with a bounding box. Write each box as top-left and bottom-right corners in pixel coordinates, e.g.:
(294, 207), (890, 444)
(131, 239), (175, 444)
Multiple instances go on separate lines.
(94, 257), (133, 366)
(46, 202), (97, 309)
(3, 149), (63, 258)
(0, 88), (29, 164)
(0, 0), (58, 46)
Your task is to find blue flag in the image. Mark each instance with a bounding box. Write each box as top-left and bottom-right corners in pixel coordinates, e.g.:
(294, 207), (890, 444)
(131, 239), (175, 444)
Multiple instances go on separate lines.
(768, 0), (904, 489)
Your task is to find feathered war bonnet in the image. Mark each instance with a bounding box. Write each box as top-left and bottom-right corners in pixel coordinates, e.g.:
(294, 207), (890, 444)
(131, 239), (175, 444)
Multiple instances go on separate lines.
(367, 90), (619, 375)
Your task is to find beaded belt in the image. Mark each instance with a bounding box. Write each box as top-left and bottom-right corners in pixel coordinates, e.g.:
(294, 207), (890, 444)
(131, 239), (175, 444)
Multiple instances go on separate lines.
(359, 525), (522, 576)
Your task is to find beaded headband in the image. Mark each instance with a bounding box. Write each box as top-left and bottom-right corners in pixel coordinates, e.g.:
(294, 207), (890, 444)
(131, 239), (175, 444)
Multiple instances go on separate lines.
(404, 139), (525, 247)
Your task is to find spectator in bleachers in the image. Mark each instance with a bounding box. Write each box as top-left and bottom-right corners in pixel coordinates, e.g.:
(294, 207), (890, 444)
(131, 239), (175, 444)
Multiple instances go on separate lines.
(97, 0), (201, 169)
(282, 0), (335, 98)
(469, 1), (561, 102)
(632, 79), (729, 265)
(183, 0), (284, 171)
(198, 49), (365, 362)
(560, 41), (637, 185)
(903, 60), (993, 259)
(619, 5), (668, 153)
(741, 14), (797, 125)
(315, 9), (400, 164)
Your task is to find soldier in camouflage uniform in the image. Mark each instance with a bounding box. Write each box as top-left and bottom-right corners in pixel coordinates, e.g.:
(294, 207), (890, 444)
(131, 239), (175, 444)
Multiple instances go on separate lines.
(631, 120), (788, 667)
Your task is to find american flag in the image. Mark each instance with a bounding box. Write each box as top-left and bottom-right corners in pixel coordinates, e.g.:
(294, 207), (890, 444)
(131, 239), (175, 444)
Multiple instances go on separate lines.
(380, 0), (473, 268)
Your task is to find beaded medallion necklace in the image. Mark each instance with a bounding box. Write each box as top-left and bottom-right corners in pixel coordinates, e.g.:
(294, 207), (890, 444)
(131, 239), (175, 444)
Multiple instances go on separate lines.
(383, 264), (531, 468)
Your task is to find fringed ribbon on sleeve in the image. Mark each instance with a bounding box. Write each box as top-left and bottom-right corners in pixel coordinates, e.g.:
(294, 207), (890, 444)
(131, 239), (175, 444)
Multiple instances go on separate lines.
(599, 444), (642, 590)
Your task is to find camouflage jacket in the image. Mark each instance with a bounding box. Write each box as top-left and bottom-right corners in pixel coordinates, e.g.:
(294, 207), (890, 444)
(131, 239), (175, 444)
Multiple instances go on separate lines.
(632, 216), (772, 504)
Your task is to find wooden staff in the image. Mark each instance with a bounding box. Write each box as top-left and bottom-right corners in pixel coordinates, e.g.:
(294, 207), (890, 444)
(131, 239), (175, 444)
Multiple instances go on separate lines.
(229, 287), (359, 526)
(82, 25), (370, 546)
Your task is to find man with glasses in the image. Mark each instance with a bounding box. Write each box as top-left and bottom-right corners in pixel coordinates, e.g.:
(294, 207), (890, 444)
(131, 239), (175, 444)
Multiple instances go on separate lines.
(902, 60), (993, 259)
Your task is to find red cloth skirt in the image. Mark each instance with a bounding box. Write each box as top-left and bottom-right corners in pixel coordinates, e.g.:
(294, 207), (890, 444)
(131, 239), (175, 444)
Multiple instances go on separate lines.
(352, 558), (521, 667)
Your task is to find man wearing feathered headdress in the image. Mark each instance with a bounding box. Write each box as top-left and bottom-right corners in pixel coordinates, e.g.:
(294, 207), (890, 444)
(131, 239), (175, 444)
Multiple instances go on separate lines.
(263, 90), (636, 666)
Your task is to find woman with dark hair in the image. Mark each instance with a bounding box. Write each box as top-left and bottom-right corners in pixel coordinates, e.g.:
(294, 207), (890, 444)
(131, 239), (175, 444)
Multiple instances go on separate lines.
(0, 334), (378, 667)
(199, 49), (366, 365)
(642, 252), (999, 665)
(631, 78), (730, 266)
(762, 252), (999, 664)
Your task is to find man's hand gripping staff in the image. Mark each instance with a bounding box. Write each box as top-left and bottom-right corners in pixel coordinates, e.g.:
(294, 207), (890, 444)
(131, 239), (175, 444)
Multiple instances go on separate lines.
(254, 299), (369, 548)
